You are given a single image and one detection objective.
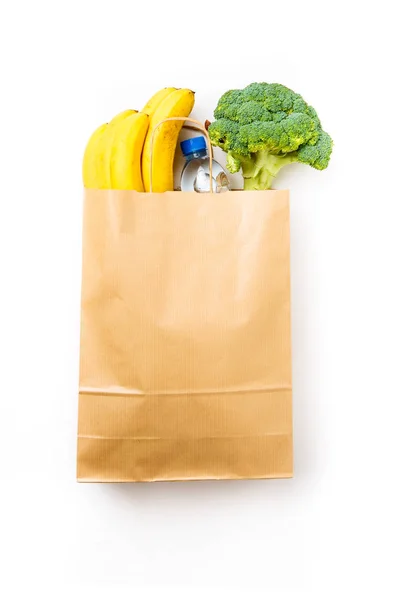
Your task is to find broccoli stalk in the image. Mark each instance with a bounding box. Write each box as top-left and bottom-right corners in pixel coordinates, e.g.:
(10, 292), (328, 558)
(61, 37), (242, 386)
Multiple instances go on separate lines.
(238, 151), (298, 191)
(208, 83), (333, 190)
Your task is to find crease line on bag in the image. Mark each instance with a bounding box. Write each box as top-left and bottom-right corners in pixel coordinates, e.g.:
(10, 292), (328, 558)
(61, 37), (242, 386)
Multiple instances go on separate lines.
(79, 385), (292, 397)
(78, 433), (292, 440)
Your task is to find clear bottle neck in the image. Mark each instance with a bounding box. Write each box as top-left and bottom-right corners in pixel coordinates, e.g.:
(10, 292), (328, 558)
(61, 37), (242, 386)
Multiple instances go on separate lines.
(184, 148), (208, 162)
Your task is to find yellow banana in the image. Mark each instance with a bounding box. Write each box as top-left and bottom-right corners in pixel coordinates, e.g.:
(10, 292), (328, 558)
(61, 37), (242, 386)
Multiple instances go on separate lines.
(109, 109), (137, 126)
(142, 89), (195, 192)
(82, 123), (108, 188)
(102, 109), (138, 187)
(82, 110), (137, 189)
(141, 87), (177, 118)
(110, 112), (149, 190)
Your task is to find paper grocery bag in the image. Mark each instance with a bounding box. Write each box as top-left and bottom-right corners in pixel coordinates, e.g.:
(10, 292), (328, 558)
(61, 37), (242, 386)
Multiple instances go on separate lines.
(77, 189), (292, 482)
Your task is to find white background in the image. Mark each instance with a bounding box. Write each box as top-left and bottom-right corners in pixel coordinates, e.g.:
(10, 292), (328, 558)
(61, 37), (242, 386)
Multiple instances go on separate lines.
(1, 1), (400, 598)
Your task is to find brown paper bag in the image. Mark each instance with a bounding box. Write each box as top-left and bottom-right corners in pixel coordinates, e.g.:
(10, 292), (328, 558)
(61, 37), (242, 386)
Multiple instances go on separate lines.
(77, 185), (292, 482)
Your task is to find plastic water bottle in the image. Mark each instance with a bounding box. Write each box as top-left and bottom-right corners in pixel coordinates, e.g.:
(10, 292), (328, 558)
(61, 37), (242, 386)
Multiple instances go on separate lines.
(180, 136), (230, 193)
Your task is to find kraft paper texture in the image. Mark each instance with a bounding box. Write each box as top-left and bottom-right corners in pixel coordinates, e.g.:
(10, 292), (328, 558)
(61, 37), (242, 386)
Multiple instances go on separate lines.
(77, 189), (292, 482)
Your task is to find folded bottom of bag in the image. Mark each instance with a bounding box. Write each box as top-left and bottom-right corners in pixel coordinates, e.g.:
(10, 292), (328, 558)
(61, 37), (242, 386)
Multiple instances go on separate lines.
(76, 388), (293, 483)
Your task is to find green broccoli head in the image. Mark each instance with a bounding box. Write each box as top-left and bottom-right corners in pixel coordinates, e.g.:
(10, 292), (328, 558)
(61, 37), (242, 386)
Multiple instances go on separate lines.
(208, 83), (333, 190)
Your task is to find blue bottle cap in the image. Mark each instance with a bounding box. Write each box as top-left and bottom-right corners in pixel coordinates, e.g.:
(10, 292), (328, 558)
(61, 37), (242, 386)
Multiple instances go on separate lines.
(180, 136), (207, 156)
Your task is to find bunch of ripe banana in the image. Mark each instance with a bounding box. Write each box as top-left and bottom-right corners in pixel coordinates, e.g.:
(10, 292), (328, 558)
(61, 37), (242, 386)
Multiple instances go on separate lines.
(82, 88), (195, 193)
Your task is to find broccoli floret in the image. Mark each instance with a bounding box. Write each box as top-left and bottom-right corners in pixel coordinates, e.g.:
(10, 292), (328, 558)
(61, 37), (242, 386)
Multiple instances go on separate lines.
(208, 82), (333, 190)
